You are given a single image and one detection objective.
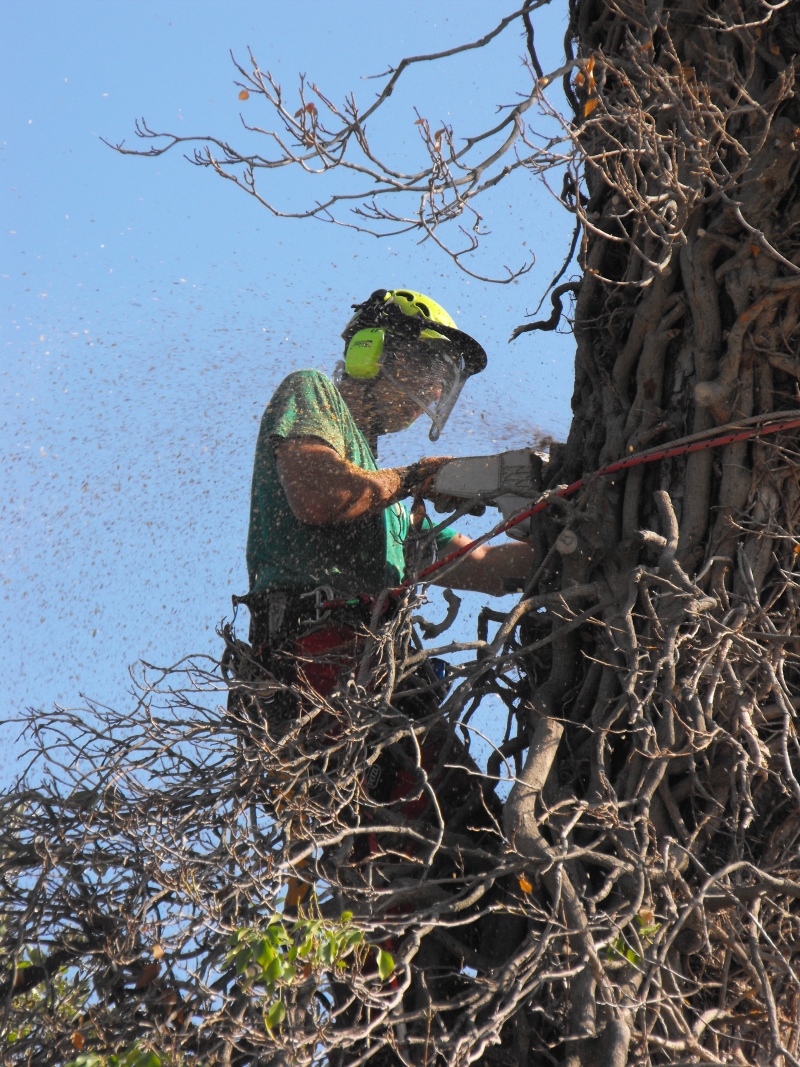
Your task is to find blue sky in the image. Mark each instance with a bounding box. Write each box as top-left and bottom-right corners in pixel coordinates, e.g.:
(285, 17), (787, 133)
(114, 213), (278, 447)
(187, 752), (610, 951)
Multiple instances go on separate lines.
(2, 0), (577, 785)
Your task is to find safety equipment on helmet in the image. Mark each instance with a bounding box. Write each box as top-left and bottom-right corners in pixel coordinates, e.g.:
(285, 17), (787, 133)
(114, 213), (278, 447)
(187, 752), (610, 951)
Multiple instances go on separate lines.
(381, 289), (458, 341)
(341, 288), (487, 441)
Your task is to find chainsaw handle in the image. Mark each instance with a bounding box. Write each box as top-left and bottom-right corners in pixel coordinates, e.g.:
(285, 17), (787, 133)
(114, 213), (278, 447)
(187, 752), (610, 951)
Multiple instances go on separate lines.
(432, 500), (487, 517)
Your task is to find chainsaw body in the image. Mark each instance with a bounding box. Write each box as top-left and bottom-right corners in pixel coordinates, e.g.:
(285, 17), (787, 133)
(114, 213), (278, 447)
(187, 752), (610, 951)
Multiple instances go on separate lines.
(432, 448), (545, 541)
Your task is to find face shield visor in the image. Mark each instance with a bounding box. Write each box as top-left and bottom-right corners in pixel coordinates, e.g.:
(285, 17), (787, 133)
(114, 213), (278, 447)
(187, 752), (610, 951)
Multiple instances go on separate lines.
(340, 289), (488, 441)
(381, 345), (468, 442)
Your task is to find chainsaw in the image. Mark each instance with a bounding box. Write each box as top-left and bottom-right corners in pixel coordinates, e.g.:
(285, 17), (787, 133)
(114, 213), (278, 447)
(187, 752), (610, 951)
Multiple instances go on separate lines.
(432, 448), (547, 542)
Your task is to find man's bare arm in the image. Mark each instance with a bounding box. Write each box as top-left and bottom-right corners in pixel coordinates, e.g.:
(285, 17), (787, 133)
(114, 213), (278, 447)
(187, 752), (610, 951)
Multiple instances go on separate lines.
(275, 438), (403, 524)
(275, 438), (455, 524)
(430, 534), (534, 597)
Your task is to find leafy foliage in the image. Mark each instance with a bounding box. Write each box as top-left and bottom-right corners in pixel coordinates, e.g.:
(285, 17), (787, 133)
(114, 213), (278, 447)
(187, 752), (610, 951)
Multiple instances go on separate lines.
(226, 906), (392, 1028)
(66, 1046), (162, 1067)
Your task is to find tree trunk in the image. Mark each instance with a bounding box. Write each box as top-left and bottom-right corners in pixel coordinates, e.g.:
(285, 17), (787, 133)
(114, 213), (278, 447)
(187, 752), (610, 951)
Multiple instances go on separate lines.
(504, 1), (800, 1062)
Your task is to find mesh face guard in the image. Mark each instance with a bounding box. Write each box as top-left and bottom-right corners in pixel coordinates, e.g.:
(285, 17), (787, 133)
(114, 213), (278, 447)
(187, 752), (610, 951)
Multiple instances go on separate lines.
(380, 344), (466, 441)
(342, 290), (487, 441)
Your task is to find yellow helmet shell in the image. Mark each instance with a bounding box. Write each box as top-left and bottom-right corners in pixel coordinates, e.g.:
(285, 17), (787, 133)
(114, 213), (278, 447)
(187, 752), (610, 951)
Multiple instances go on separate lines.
(385, 289), (457, 341)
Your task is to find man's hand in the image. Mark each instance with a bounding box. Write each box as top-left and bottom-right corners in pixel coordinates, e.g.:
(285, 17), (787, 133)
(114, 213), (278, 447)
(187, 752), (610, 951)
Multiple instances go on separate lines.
(399, 456), (462, 513)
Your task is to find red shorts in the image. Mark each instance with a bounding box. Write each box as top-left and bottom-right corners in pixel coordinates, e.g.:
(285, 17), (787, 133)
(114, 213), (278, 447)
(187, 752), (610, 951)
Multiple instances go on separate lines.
(292, 622), (363, 697)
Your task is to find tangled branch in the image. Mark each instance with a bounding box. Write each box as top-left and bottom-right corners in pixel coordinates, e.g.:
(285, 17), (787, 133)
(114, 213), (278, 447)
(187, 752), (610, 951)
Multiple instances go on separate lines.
(4, 429), (800, 1065)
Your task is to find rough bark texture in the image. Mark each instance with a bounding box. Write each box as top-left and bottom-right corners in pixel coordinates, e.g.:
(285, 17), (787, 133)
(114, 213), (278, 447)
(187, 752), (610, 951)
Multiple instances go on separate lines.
(508, 2), (800, 1062)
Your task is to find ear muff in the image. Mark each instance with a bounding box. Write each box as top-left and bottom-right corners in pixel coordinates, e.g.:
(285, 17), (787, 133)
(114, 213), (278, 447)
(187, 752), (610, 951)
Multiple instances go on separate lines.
(344, 327), (385, 379)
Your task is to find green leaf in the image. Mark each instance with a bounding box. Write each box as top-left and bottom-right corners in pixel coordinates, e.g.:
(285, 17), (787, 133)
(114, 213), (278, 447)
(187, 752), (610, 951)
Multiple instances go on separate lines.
(342, 930), (364, 950)
(234, 945), (252, 974)
(298, 936), (315, 957)
(120, 1048), (162, 1067)
(254, 939), (275, 970)
(607, 933), (633, 962)
(340, 910), (353, 923)
(638, 923), (661, 939)
(265, 998), (286, 1030)
(376, 948), (394, 981)
(264, 956), (282, 985)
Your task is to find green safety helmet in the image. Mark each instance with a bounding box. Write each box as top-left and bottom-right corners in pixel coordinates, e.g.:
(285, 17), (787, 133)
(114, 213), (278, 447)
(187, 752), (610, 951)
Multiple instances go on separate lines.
(340, 288), (487, 441)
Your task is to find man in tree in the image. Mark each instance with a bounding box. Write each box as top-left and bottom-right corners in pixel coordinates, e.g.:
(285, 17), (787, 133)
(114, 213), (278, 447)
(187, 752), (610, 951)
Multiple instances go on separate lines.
(240, 285), (534, 928)
(244, 287), (534, 670)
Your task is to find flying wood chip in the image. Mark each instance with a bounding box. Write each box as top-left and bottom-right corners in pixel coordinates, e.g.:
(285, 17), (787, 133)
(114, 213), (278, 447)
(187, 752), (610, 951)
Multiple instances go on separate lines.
(134, 961), (161, 989)
(238, 90), (249, 101)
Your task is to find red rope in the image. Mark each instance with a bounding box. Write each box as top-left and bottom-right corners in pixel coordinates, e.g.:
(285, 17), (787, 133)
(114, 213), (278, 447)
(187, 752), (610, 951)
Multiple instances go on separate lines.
(411, 411), (800, 586)
(318, 412), (800, 610)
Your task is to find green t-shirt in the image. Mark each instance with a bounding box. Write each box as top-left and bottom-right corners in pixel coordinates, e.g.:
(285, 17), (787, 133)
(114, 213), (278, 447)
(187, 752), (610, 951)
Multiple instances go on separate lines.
(246, 370), (456, 596)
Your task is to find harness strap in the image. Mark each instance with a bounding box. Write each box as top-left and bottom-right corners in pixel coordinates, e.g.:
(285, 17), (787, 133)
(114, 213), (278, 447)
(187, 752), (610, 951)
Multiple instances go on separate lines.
(233, 586), (384, 660)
